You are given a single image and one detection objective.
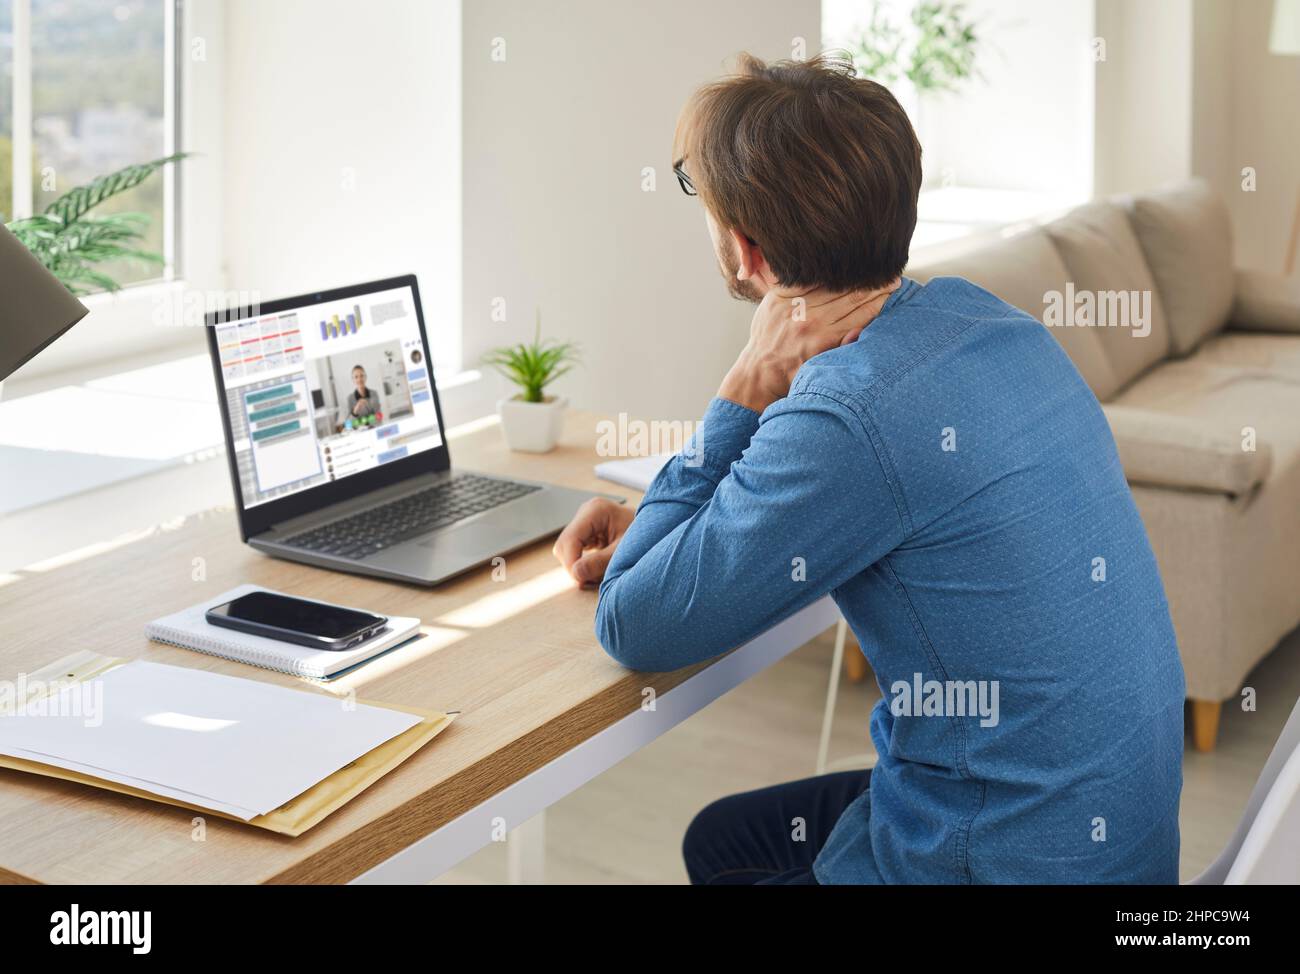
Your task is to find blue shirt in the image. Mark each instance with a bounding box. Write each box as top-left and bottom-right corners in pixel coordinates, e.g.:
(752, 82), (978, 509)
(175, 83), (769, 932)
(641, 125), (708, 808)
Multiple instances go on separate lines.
(596, 276), (1185, 884)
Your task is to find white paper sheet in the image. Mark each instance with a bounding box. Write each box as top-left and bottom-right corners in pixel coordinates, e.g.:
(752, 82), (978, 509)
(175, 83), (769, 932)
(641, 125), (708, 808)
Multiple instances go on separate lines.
(593, 454), (672, 491)
(0, 660), (421, 816)
(5, 747), (261, 820)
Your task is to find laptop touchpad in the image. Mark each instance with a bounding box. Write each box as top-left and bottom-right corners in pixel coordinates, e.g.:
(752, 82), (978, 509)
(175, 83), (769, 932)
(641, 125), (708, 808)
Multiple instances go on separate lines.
(416, 523), (531, 555)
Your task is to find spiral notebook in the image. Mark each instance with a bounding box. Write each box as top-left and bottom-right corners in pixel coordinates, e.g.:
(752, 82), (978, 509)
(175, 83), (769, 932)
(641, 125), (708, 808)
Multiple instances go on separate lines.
(145, 584), (422, 680)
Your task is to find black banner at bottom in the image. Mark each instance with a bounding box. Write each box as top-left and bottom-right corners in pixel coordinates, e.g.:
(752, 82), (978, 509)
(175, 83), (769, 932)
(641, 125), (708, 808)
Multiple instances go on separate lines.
(0, 881), (1289, 959)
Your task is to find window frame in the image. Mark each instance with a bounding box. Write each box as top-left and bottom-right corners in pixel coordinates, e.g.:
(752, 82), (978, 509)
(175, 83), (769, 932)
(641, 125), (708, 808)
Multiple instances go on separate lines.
(10, 0), (181, 269)
(4, 1), (487, 423)
(4, 0), (225, 389)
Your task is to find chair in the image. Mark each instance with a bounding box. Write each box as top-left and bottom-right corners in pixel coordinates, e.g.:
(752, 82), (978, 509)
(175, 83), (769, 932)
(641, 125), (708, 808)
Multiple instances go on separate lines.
(1189, 693), (1300, 884)
(816, 618), (877, 775)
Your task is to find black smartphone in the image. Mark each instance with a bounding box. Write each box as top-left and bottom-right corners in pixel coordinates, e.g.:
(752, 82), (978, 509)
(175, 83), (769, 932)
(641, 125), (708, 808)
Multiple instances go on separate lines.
(205, 591), (388, 651)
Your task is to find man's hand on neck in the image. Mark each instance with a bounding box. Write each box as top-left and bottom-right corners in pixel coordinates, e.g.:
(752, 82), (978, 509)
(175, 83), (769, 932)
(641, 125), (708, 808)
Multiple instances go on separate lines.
(717, 280), (900, 414)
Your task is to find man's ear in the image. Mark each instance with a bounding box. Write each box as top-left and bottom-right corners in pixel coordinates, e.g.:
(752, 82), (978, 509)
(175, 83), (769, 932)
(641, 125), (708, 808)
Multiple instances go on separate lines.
(729, 227), (775, 286)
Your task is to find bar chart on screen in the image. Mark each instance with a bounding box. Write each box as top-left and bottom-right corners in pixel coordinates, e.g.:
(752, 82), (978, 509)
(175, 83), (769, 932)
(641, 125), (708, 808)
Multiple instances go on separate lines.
(321, 305), (365, 340)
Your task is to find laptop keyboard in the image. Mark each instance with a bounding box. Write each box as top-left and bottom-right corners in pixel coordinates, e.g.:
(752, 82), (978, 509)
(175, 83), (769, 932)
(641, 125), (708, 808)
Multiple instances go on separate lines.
(282, 474), (541, 560)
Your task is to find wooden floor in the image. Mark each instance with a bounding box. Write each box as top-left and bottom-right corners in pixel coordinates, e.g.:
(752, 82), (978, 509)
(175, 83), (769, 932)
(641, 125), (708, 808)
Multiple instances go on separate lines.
(438, 624), (1300, 885)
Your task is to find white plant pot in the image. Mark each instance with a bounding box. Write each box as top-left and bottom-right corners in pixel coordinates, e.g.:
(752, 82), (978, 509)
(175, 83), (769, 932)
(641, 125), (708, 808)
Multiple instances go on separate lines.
(497, 395), (567, 453)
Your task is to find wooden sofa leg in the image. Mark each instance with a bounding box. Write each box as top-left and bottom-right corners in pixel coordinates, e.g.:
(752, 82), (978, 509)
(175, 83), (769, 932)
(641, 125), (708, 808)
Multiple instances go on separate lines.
(843, 633), (868, 683)
(1190, 700), (1223, 753)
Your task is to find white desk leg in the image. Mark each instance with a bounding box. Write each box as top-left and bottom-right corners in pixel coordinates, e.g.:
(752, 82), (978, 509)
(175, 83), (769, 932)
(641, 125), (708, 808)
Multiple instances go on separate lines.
(507, 810), (547, 885)
(816, 618), (848, 775)
(353, 599), (842, 885)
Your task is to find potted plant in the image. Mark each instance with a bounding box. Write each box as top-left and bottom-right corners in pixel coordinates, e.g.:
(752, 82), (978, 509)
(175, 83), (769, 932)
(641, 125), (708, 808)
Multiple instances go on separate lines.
(840, 1), (981, 184)
(483, 311), (579, 453)
(5, 153), (187, 293)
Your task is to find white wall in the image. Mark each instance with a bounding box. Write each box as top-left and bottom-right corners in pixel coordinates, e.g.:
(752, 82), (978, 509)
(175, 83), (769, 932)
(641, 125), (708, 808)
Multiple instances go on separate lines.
(1093, 0), (1194, 197)
(1191, 0), (1233, 197)
(221, 0), (462, 369)
(462, 0), (819, 422)
(1226, 0), (1300, 274)
(919, 0), (1094, 196)
(1092, 0), (1300, 275)
(823, 0), (1094, 197)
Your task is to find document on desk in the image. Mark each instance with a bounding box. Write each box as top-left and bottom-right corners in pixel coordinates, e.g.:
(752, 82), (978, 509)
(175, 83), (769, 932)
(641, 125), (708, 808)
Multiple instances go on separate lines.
(594, 453), (672, 491)
(6, 749), (261, 820)
(0, 660), (421, 820)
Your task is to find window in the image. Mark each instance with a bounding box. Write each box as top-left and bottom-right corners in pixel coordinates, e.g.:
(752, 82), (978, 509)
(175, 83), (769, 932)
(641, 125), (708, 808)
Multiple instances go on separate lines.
(823, 0), (1094, 254)
(1, 4), (13, 212)
(3, 0), (176, 289)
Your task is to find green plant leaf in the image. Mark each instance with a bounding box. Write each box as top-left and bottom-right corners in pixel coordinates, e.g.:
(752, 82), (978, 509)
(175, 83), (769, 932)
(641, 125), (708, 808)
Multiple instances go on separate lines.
(482, 311), (581, 400)
(42, 152), (189, 225)
(5, 154), (187, 293)
(907, 0), (981, 93)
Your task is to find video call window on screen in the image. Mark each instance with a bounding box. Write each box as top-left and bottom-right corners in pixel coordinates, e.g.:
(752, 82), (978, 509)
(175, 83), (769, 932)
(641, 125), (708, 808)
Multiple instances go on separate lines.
(213, 286), (442, 508)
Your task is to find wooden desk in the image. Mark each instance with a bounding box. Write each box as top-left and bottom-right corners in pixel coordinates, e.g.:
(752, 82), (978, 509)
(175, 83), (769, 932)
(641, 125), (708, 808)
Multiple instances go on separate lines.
(0, 412), (837, 884)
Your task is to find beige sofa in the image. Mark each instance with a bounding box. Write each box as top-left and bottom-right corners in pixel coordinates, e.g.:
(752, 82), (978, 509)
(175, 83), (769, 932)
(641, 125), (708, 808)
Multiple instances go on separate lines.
(908, 181), (1300, 751)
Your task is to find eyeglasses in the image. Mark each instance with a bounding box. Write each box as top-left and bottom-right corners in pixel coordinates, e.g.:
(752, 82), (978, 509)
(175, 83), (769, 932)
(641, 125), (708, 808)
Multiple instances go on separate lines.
(673, 159), (697, 197)
(675, 157), (757, 245)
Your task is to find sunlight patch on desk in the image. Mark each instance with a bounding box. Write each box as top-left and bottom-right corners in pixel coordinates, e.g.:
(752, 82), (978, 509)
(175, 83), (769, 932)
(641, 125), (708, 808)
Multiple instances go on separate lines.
(0, 358), (226, 516)
(21, 527), (159, 574)
(0, 385), (224, 461)
(84, 354), (218, 404)
(315, 625), (466, 695)
(435, 567), (574, 630)
(18, 513), (197, 576)
(445, 412), (500, 439)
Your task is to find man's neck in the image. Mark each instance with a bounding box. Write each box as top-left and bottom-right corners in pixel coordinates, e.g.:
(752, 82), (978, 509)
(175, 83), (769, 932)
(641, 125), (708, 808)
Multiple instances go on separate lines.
(763, 277), (902, 331)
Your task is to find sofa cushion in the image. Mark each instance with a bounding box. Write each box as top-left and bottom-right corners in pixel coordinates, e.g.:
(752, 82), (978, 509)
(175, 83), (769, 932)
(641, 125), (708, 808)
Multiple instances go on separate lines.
(1231, 268), (1300, 334)
(1188, 331), (1300, 378)
(1113, 359), (1300, 479)
(1046, 201), (1171, 393)
(907, 227), (1121, 400)
(1126, 181), (1235, 356)
(1102, 403), (1272, 496)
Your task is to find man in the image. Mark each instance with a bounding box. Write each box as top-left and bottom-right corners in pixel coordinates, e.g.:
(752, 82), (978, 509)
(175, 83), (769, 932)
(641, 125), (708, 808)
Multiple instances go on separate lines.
(552, 54), (1185, 884)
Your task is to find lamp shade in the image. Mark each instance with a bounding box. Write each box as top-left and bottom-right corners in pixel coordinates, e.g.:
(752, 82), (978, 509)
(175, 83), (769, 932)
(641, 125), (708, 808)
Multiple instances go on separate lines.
(0, 222), (89, 381)
(1271, 0), (1300, 55)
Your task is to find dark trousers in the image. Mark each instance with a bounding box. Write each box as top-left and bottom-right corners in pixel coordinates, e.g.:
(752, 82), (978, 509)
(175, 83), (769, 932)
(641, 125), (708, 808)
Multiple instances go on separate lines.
(682, 769), (872, 885)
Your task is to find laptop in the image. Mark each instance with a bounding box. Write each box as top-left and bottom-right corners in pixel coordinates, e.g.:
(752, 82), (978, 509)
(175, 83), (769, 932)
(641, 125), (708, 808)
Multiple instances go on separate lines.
(205, 274), (609, 585)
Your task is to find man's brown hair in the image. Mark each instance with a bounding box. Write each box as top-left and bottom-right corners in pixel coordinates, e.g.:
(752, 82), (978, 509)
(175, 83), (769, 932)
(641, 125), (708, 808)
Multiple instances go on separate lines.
(674, 53), (922, 292)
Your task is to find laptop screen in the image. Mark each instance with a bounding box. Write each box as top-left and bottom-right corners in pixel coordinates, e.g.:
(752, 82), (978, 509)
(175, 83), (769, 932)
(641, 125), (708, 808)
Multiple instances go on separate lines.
(212, 282), (443, 509)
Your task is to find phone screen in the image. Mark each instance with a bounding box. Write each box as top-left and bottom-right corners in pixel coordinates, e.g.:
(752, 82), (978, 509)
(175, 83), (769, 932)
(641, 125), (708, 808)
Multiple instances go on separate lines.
(211, 592), (384, 640)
